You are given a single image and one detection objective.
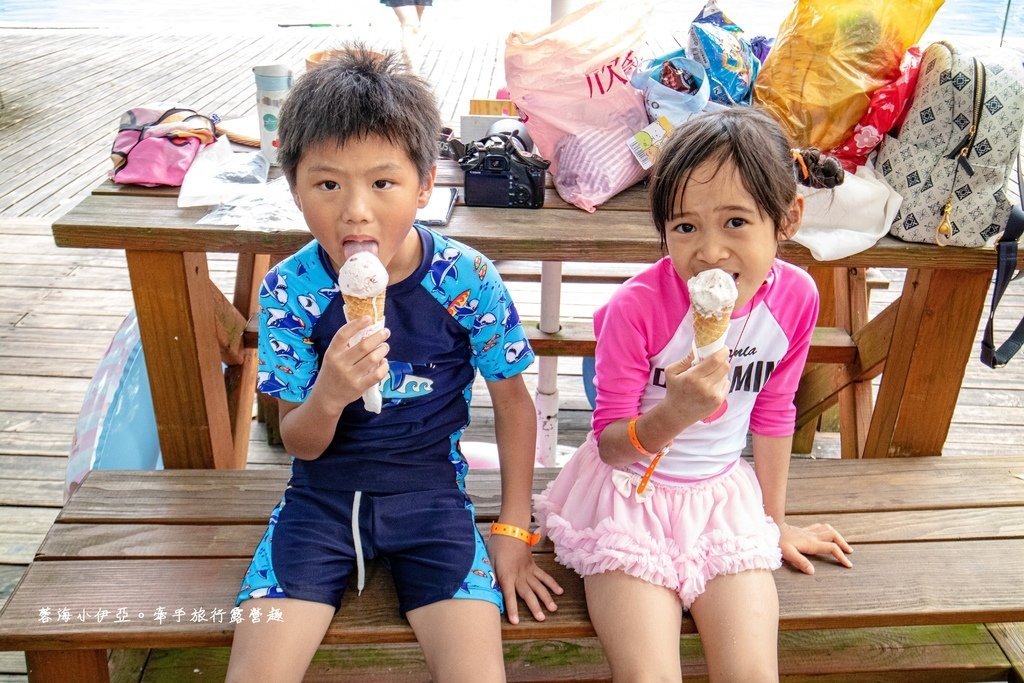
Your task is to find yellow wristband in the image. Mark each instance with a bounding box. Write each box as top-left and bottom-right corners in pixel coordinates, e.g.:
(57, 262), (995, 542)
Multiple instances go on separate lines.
(490, 522), (541, 546)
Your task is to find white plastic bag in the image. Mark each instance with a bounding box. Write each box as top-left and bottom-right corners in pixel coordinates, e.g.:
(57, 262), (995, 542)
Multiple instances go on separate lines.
(793, 160), (902, 260)
(505, 0), (653, 212)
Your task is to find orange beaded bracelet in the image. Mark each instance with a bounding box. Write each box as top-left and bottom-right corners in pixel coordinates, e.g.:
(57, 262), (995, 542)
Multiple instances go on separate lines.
(628, 416), (669, 495)
(490, 522), (541, 546)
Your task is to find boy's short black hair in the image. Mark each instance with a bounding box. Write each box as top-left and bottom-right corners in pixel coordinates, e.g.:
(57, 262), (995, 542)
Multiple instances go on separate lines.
(278, 44), (440, 186)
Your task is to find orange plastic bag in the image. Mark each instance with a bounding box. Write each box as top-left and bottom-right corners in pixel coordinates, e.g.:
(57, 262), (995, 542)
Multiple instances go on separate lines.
(753, 0), (942, 150)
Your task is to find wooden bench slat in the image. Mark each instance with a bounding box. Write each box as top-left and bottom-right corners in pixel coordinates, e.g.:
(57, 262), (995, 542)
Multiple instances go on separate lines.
(37, 504), (1024, 563)
(244, 315), (861, 364)
(56, 458), (1024, 524)
(119, 624), (1014, 683)
(36, 522), (529, 560)
(498, 260), (887, 291)
(523, 321), (858, 363)
(987, 622), (1024, 683)
(4, 540), (1024, 651)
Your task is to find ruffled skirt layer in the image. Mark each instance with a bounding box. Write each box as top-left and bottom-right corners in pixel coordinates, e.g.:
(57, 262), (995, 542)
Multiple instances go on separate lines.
(535, 433), (782, 609)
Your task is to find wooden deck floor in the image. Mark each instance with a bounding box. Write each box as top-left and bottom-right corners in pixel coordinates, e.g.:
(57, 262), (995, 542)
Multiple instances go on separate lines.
(2, 9), (1024, 680)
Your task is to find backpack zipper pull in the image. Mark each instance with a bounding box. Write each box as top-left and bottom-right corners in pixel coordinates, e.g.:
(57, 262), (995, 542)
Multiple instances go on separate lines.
(936, 198), (954, 245)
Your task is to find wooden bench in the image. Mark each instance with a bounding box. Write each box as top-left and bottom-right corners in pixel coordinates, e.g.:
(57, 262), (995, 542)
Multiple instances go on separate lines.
(2, 456), (1024, 681)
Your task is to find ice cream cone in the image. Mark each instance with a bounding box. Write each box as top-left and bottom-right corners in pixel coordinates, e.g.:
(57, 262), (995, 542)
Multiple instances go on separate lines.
(337, 251), (389, 414)
(342, 292), (386, 324)
(692, 307), (733, 350)
(687, 269), (738, 361)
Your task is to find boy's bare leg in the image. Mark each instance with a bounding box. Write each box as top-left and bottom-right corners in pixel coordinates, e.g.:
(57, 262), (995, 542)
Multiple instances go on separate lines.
(226, 598), (335, 683)
(688, 569), (779, 683)
(408, 599), (506, 682)
(585, 571), (683, 682)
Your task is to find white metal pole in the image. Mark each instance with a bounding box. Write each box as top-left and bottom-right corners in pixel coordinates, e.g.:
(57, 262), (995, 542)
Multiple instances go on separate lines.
(550, 0), (588, 22)
(534, 261), (563, 465)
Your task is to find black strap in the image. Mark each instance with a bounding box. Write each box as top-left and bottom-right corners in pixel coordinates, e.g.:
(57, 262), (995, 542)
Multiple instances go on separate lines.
(980, 205), (1024, 368)
(458, 134), (551, 172)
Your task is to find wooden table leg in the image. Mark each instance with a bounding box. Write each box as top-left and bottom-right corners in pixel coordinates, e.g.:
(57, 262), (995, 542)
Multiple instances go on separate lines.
(26, 649), (109, 682)
(126, 250), (236, 469)
(863, 268), (991, 457)
(224, 253), (270, 468)
(834, 267), (872, 459)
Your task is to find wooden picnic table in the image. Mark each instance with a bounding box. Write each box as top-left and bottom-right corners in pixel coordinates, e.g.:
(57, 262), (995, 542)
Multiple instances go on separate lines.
(51, 160), (998, 469)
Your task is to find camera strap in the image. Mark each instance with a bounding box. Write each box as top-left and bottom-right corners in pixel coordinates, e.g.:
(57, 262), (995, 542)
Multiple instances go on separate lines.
(457, 133), (551, 172)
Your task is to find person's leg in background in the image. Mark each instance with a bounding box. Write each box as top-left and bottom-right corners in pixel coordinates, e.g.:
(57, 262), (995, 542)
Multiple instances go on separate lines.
(387, 2), (429, 72)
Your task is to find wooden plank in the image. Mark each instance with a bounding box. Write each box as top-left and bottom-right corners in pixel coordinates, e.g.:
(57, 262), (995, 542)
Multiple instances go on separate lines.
(834, 267), (872, 458)
(865, 269), (992, 457)
(0, 507), (59, 564)
(3, 540), (1024, 651)
(524, 320), (857, 363)
(125, 251), (236, 470)
(130, 625), (1013, 683)
(24, 650), (108, 683)
(0, 651), (26, 677)
(51, 194), (1001, 270)
(55, 458), (1024, 524)
(989, 622), (1024, 683)
(36, 503), (1024, 563)
(224, 253), (268, 469)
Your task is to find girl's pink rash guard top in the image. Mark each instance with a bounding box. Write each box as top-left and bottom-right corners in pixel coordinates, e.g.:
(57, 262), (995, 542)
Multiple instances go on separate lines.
(592, 257), (819, 480)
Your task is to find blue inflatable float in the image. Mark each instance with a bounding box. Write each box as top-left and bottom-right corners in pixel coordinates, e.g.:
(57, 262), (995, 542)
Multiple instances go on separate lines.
(66, 311), (162, 502)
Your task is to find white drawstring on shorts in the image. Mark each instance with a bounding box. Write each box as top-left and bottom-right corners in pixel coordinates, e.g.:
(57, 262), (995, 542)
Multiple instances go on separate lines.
(351, 490), (366, 595)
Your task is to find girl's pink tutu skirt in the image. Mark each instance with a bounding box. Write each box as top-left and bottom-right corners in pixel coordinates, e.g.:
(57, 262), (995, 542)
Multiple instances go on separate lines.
(535, 433), (782, 609)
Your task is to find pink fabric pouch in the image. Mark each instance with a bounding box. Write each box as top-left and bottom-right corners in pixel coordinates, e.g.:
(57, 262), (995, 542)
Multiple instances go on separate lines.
(110, 106), (216, 186)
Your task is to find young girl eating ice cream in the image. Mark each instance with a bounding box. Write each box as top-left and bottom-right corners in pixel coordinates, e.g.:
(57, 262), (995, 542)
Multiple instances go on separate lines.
(536, 108), (853, 681)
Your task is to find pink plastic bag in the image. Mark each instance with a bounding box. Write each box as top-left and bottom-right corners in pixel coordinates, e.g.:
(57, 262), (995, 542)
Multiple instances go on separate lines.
(504, 1), (653, 212)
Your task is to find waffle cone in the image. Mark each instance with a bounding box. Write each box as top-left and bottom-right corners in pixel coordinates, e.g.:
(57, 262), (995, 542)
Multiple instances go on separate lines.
(693, 307), (732, 349)
(343, 292), (386, 323)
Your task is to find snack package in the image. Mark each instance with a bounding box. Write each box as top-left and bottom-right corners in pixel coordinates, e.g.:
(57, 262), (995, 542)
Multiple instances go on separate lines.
(753, 0), (942, 150)
(687, 0), (761, 105)
(338, 251), (388, 413)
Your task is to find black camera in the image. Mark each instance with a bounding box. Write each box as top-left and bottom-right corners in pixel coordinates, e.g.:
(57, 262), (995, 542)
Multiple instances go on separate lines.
(458, 130), (549, 209)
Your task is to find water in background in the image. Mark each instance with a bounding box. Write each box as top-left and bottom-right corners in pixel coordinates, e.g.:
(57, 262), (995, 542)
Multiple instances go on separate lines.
(0, 0), (1021, 50)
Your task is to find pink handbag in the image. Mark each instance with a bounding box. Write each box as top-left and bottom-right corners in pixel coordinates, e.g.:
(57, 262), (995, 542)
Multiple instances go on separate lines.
(109, 106), (216, 186)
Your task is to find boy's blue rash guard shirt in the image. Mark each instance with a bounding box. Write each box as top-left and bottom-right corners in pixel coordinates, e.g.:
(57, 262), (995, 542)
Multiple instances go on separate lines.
(256, 225), (535, 493)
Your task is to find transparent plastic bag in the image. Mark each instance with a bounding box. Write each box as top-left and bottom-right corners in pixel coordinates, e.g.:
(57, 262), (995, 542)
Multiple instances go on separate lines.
(753, 0), (942, 150)
(198, 176), (305, 232)
(178, 134), (269, 207)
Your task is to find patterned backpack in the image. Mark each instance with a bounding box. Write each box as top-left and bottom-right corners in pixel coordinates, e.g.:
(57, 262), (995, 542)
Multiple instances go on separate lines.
(877, 41), (1024, 247)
